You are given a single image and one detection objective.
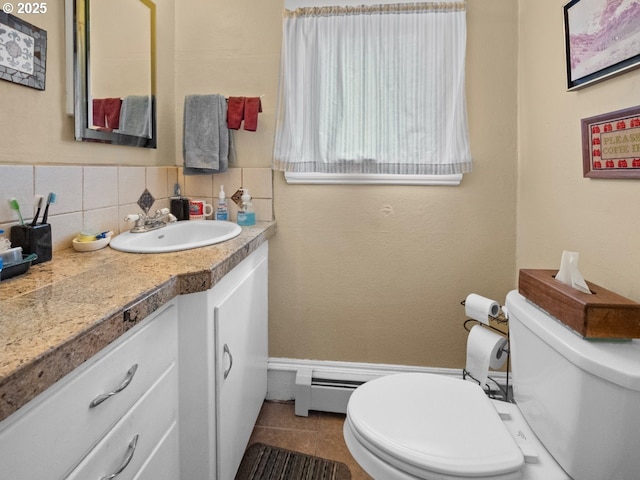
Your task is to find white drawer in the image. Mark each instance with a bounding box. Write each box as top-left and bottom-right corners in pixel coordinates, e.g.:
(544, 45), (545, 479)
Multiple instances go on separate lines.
(0, 300), (178, 480)
(66, 362), (178, 480)
(133, 419), (179, 480)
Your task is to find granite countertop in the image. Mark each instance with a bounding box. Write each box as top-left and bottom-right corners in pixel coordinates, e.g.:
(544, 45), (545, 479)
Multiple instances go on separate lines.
(0, 221), (276, 422)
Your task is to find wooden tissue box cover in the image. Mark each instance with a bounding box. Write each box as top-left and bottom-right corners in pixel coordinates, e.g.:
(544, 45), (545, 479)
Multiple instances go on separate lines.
(518, 269), (640, 339)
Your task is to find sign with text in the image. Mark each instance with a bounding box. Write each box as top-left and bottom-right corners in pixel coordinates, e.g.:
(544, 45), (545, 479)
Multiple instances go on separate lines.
(582, 106), (640, 178)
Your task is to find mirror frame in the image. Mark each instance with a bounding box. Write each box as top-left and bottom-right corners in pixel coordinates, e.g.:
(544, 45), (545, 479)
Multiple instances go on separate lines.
(67, 0), (157, 148)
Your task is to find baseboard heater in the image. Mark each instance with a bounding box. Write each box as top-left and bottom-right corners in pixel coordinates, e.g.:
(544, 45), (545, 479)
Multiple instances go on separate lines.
(277, 359), (508, 417)
(295, 369), (366, 417)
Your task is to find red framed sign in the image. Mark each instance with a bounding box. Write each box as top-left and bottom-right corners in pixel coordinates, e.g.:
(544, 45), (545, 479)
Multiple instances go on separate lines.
(581, 105), (640, 179)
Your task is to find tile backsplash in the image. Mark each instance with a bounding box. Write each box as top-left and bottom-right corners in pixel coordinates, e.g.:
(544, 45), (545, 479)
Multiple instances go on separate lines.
(0, 165), (273, 252)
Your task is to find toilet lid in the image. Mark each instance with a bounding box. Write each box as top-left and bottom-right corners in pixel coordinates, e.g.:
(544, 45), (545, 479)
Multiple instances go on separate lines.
(347, 373), (524, 478)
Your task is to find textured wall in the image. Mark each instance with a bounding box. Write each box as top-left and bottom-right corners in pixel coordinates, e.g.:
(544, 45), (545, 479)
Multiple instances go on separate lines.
(517, 0), (640, 302)
(268, 0), (519, 367)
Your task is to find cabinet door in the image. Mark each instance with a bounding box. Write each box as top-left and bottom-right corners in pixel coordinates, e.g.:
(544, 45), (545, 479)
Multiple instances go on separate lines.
(215, 255), (268, 480)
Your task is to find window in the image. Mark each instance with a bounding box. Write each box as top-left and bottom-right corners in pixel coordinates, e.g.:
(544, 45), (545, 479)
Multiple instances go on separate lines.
(273, 1), (472, 184)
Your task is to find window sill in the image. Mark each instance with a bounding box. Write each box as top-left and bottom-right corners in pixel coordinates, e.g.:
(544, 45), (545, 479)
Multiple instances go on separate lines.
(283, 172), (463, 185)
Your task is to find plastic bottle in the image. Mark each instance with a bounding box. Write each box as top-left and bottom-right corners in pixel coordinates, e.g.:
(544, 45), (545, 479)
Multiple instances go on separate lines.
(0, 228), (6, 281)
(236, 189), (256, 226)
(215, 185), (229, 221)
(0, 229), (10, 252)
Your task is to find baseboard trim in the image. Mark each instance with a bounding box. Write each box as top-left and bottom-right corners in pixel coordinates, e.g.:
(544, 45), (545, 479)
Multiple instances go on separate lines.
(267, 358), (508, 411)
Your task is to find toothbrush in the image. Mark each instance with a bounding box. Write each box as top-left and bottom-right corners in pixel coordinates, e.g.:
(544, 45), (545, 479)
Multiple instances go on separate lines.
(31, 195), (44, 226)
(41, 192), (57, 225)
(8, 198), (25, 225)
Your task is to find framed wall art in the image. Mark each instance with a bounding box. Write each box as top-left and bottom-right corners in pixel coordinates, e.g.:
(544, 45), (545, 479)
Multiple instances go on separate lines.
(0, 12), (47, 90)
(581, 105), (640, 179)
(564, 0), (640, 90)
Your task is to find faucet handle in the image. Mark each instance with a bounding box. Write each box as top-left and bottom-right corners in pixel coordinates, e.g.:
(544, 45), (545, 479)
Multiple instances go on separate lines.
(154, 208), (170, 216)
(124, 214), (142, 223)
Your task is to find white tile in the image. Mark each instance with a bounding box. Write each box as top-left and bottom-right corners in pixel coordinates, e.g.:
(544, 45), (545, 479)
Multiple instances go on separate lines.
(118, 166), (146, 205)
(83, 206), (120, 237)
(154, 197), (170, 213)
(242, 168), (273, 199)
(35, 166), (83, 217)
(213, 168), (242, 202)
(146, 167), (170, 200)
(84, 166), (118, 210)
(48, 212), (83, 252)
(184, 174), (214, 198)
(0, 165), (33, 224)
(167, 167), (179, 196)
(176, 167), (186, 195)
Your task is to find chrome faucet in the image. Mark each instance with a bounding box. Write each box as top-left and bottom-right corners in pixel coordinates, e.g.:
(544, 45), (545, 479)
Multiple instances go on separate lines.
(125, 208), (177, 233)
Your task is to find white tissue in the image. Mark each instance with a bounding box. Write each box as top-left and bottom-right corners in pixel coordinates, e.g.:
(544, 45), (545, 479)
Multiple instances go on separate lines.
(555, 251), (591, 294)
(465, 325), (508, 387)
(465, 293), (501, 325)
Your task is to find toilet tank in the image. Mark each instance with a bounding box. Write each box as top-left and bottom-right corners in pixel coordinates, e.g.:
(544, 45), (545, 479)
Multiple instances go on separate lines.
(506, 290), (640, 480)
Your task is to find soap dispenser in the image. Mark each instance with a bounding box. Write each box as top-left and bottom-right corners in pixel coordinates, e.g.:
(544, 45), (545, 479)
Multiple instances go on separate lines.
(236, 189), (256, 226)
(216, 185), (229, 221)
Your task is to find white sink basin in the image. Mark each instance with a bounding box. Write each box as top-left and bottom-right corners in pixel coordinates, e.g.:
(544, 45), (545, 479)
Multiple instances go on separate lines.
(109, 220), (242, 253)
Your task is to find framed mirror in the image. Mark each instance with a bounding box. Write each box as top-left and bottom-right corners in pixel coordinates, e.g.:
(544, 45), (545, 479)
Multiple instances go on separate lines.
(67, 0), (157, 148)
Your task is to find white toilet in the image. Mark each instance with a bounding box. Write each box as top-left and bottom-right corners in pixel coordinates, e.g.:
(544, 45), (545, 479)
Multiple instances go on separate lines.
(344, 290), (640, 480)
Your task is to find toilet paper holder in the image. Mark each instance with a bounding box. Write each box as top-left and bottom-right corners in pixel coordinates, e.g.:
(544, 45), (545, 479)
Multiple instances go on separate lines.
(460, 298), (509, 326)
(461, 299), (511, 401)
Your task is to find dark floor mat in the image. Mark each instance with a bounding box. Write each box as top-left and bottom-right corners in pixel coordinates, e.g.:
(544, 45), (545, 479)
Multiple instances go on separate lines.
(235, 442), (352, 480)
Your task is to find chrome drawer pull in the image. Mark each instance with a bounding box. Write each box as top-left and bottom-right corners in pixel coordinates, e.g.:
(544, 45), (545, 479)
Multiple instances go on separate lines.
(223, 344), (233, 379)
(99, 434), (139, 480)
(89, 364), (139, 408)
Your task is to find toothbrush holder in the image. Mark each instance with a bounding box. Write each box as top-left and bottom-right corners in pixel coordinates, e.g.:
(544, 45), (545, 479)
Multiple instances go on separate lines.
(10, 224), (52, 265)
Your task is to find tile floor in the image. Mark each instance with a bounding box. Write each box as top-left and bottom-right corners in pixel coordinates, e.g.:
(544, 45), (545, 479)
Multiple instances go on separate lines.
(247, 401), (372, 480)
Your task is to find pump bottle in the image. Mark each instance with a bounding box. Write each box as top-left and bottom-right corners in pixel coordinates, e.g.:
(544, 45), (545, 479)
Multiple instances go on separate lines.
(236, 189), (256, 226)
(215, 185), (229, 221)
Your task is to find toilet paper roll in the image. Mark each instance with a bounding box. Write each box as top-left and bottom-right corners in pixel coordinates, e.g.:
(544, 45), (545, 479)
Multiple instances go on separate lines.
(465, 325), (508, 388)
(465, 293), (500, 325)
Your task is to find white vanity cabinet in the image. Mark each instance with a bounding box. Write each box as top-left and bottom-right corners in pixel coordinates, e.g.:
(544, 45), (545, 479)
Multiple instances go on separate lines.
(0, 299), (179, 480)
(179, 242), (269, 480)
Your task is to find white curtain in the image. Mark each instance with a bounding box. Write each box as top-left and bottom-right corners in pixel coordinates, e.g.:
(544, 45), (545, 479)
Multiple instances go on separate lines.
(273, 2), (472, 175)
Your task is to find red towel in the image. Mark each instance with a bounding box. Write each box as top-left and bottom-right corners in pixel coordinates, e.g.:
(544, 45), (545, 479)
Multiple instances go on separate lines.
(227, 96), (245, 130)
(92, 98), (122, 130)
(104, 98), (122, 129)
(93, 99), (107, 127)
(243, 97), (262, 132)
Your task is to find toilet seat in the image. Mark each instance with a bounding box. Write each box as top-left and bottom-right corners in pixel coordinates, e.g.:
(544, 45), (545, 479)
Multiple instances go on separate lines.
(345, 373), (525, 479)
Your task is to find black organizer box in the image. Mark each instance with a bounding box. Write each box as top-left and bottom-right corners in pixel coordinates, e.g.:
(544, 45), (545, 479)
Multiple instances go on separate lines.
(11, 224), (52, 265)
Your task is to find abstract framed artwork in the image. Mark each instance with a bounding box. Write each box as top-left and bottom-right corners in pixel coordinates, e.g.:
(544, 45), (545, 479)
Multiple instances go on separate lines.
(563, 0), (640, 90)
(0, 13), (47, 90)
(581, 105), (640, 179)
